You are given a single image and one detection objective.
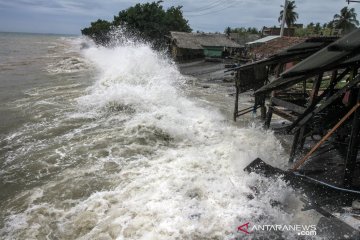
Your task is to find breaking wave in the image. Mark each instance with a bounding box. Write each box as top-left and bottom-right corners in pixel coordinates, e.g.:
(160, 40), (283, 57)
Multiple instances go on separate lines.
(0, 31), (304, 239)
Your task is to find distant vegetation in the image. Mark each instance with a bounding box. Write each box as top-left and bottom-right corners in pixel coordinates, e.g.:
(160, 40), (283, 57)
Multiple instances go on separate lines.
(224, 27), (260, 36)
(295, 6), (359, 36)
(81, 1), (191, 47)
(333, 6), (359, 33)
(224, 4), (358, 38)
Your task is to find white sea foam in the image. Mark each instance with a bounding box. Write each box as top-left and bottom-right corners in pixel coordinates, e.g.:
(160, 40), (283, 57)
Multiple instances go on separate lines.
(75, 37), (294, 239)
(46, 56), (91, 74)
(0, 34), (309, 239)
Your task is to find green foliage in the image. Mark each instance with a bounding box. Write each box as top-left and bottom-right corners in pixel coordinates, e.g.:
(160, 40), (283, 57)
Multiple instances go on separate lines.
(224, 27), (260, 36)
(278, 1), (299, 27)
(294, 6), (359, 37)
(82, 1), (191, 47)
(295, 23), (336, 37)
(81, 19), (112, 45)
(333, 6), (359, 33)
(314, 23), (322, 34)
(224, 26), (231, 36)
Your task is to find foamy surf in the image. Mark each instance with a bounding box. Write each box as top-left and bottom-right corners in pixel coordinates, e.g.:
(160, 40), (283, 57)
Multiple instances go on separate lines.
(0, 33), (306, 240)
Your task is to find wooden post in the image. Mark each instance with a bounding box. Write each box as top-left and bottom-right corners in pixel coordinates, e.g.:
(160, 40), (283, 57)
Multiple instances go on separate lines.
(287, 68), (351, 133)
(234, 85), (239, 122)
(289, 73), (322, 161)
(328, 70), (338, 96)
(292, 102), (360, 171)
(264, 92), (274, 129)
(261, 105), (267, 120)
(303, 79), (306, 97)
(289, 129), (301, 162)
(293, 74), (360, 133)
(264, 64), (283, 128)
(310, 73), (323, 102)
(297, 126), (306, 152)
(343, 89), (360, 187)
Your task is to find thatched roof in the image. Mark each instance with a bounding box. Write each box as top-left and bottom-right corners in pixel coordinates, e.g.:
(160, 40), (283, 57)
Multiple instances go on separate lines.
(170, 31), (242, 50)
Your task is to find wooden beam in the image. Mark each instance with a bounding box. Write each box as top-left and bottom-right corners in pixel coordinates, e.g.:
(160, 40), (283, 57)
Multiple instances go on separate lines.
(310, 73), (323, 102)
(271, 97), (306, 114)
(328, 70), (338, 95)
(287, 68), (351, 133)
(343, 89), (360, 188)
(293, 74), (360, 133)
(292, 102), (360, 171)
(272, 107), (297, 122)
(264, 92), (275, 129)
(234, 85), (239, 121)
(289, 128), (301, 163)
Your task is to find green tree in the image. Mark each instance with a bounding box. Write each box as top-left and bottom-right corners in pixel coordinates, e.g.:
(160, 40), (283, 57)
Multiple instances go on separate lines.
(314, 22), (322, 34)
(278, 1), (299, 27)
(81, 19), (112, 45)
(82, 1), (191, 47)
(113, 1), (191, 46)
(247, 27), (259, 34)
(333, 6), (359, 33)
(224, 26), (231, 36)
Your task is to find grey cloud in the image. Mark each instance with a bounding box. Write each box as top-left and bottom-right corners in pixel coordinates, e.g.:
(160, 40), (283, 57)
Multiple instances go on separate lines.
(0, 0), (359, 34)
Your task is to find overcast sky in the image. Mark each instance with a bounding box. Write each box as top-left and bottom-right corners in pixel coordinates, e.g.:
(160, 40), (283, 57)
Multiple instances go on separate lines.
(0, 0), (359, 35)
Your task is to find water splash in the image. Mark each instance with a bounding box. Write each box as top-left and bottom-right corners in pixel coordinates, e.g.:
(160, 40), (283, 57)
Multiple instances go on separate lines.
(0, 31), (306, 239)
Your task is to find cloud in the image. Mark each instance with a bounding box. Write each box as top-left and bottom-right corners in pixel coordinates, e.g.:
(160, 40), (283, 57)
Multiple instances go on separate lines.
(0, 0), (104, 16)
(0, 0), (359, 34)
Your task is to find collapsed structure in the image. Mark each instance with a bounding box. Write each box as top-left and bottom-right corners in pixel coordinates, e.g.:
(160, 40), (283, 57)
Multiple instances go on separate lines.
(233, 29), (360, 189)
(231, 30), (360, 237)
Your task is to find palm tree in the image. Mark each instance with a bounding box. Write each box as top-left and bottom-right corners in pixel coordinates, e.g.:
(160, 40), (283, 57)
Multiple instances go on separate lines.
(333, 6), (359, 33)
(278, 1), (299, 28)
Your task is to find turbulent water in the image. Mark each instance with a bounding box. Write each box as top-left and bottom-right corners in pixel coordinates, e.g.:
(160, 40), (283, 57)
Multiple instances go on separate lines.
(0, 32), (312, 239)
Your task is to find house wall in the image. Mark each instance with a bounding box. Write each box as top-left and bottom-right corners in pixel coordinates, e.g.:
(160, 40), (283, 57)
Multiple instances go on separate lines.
(203, 46), (223, 58)
(171, 44), (204, 61)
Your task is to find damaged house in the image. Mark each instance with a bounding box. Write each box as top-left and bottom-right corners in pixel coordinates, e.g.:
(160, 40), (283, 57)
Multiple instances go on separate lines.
(168, 31), (242, 61)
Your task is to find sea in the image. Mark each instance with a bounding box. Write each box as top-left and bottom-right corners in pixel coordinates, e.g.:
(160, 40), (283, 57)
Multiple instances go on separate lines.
(0, 31), (316, 239)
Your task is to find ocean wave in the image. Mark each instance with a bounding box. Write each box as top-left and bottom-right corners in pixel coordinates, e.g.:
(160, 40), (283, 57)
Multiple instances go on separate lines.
(0, 31), (313, 240)
(46, 56), (91, 74)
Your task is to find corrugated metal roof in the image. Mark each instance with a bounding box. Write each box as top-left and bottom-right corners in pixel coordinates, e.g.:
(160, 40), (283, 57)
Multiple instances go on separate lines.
(282, 29), (360, 78)
(170, 31), (242, 50)
(229, 37), (336, 72)
(246, 35), (280, 45)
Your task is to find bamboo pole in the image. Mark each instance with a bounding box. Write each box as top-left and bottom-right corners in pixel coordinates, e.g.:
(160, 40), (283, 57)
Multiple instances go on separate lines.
(292, 102), (360, 171)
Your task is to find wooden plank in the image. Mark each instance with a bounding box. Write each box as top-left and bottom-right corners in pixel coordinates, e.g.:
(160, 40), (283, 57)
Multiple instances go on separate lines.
(272, 107), (297, 122)
(271, 97), (306, 114)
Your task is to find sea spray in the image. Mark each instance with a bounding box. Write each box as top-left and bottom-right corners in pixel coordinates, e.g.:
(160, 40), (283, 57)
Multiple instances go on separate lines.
(0, 31), (304, 239)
